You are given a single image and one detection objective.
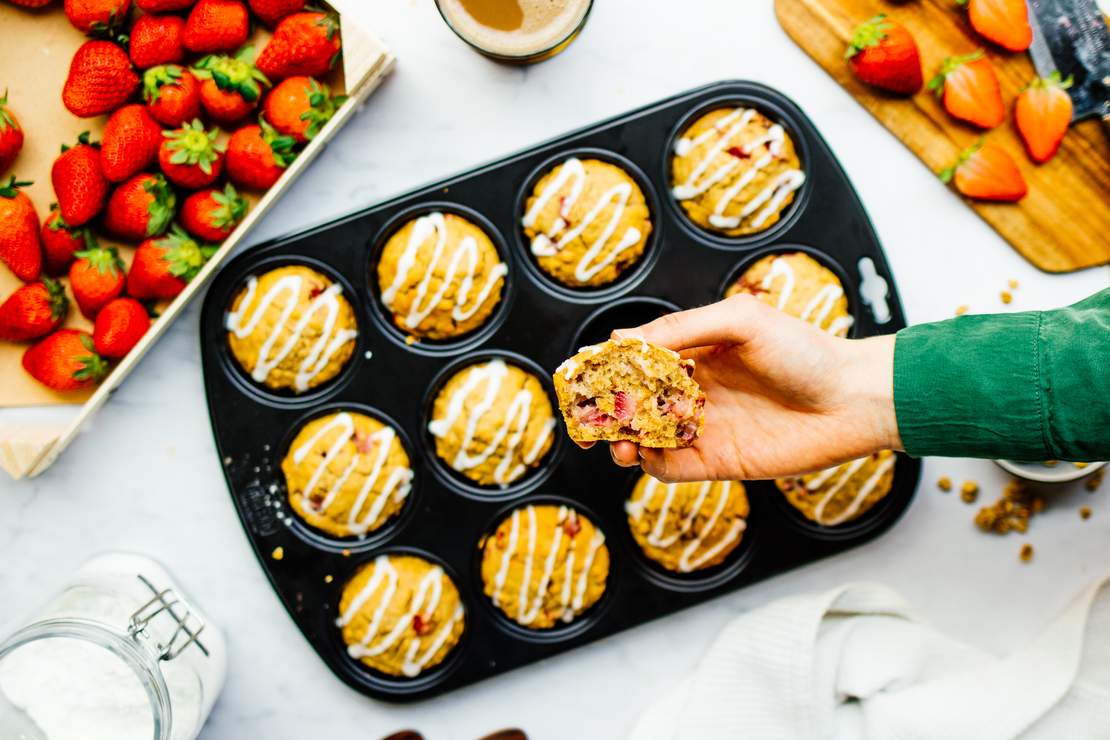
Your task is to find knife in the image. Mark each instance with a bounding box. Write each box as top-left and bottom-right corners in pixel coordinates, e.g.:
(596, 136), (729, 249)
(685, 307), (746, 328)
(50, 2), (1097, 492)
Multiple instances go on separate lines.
(1027, 0), (1110, 129)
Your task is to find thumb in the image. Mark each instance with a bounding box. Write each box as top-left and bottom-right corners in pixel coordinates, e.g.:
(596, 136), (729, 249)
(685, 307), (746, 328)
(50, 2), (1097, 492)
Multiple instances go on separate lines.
(614, 293), (763, 352)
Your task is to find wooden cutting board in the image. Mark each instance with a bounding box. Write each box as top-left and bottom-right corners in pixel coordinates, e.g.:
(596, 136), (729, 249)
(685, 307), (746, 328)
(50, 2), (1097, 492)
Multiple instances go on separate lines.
(775, 0), (1110, 273)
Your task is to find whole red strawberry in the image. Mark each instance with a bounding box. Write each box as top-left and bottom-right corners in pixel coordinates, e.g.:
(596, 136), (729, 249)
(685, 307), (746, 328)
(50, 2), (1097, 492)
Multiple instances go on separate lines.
(248, 0), (302, 27)
(42, 207), (90, 275)
(183, 0), (249, 54)
(263, 76), (342, 143)
(0, 278), (69, 341)
(22, 329), (108, 392)
(51, 132), (109, 228)
(128, 224), (216, 299)
(129, 13), (186, 70)
(63, 40), (140, 119)
(226, 119), (295, 190)
(100, 104), (163, 183)
(0, 90), (24, 174)
(180, 183), (246, 241)
(6, 0), (58, 7)
(135, 0), (195, 10)
(143, 65), (201, 127)
(158, 119), (225, 189)
(93, 296), (149, 358)
(64, 0), (131, 33)
(256, 12), (341, 81)
(845, 14), (923, 95)
(193, 46), (270, 125)
(104, 172), (176, 241)
(0, 177), (41, 281)
(70, 242), (124, 318)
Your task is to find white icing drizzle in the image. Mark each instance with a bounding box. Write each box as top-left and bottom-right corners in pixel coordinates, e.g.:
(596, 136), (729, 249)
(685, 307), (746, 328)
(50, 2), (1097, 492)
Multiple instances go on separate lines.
(291, 413), (414, 535)
(758, 257), (854, 336)
(427, 359), (554, 486)
(627, 479), (746, 573)
(672, 108), (805, 230)
(522, 158), (644, 283)
(809, 455), (895, 526)
(490, 506), (605, 624)
(338, 557), (464, 678)
(226, 274), (358, 392)
(380, 212), (507, 330)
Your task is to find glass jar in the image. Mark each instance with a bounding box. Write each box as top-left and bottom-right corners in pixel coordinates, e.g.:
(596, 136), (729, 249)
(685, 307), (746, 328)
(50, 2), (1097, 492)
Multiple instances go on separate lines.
(0, 552), (226, 740)
(435, 0), (594, 64)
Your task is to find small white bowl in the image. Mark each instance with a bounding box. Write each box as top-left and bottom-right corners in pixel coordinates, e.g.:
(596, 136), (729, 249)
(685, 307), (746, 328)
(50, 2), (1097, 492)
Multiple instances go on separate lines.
(995, 459), (1107, 484)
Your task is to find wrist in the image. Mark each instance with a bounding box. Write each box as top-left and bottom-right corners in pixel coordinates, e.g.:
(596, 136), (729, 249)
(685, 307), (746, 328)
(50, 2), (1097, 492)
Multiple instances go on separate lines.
(840, 334), (902, 452)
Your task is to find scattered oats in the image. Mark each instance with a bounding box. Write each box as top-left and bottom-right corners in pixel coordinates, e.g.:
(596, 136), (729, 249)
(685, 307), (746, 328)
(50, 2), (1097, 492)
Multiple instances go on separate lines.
(1008, 279), (1019, 290)
(960, 480), (979, 503)
(342, 548), (351, 557)
(975, 479), (1037, 534)
(1019, 543), (1034, 563)
(937, 476), (953, 492)
(324, 574), (334, 584)
(1080, 507), (1092, 520)
(1074, 462), (1089, 469)
(955, 305), (970, 316)
(1043, 460), (1058, 467)
(1000, 291), (1013, 304)
(271, 546), (284, 561)
(405, 335), (417, 346)
(1086, 468), (1105, 492)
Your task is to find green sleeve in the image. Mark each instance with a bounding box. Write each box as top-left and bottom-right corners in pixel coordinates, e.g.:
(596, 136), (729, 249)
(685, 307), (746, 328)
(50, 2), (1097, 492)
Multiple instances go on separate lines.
(893, 288), (1110, 462)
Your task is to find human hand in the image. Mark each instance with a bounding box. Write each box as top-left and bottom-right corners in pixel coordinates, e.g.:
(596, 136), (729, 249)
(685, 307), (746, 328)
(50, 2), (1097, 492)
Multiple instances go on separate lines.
(586, 293), (901, 481)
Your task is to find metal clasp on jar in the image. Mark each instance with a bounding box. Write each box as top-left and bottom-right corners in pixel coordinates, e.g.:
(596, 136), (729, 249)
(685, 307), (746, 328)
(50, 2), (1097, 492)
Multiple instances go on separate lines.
(128, 574), (210, 661)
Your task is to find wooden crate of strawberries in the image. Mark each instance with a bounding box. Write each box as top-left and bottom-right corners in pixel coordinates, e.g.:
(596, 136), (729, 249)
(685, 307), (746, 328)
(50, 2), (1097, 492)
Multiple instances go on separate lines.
(0, 0), (393, 479)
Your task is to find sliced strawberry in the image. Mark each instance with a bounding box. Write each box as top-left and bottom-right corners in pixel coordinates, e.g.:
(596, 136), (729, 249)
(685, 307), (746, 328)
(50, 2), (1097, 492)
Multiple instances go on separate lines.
(1014, 72), (1073, 164)
(928, 50), (1005, 129)
(613, 390), (635, 422)
(959, 0), (1032, 52)
(940, 139), (1027, 202)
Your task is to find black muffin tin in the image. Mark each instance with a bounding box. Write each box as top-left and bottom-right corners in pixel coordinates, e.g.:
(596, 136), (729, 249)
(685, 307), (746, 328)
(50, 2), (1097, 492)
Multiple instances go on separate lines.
(200, 80), (922, 702)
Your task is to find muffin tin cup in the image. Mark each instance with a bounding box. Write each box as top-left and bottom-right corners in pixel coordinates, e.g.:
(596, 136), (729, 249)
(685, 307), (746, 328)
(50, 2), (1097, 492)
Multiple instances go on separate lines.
(512, 147), (664, 305)
(275, 401), (420, 555)
(201, 80), (922, 703)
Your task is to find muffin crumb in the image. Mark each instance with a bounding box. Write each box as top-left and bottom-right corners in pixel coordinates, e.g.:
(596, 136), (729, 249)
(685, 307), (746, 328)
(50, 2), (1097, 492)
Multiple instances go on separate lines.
(1074, 462), (1089, 469)
(1008, 278), (1019, 290)
(955, 305), (969, 316)
(1019, 543), (1034, 563)
(1080, 507), (1092, 520)
(1043, 459), (1058, 467)
(975, 479), (1040, 534)
(271, 546), (284, 561)
(1000, 291), (1013, 305)
(1085, 469), (1104, 492)
(960, 480), (979, 503)
(324, 574), (333, 583)
(937, 475), (952, 492)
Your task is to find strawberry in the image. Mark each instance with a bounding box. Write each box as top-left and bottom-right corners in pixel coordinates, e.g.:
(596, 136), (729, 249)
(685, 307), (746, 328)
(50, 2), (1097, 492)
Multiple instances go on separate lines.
(93, 296), (149, 357)
(844, 14), (923, 95)
(940, 140), (1027, 202)
(127, 224), (215, 299)
(0, 177), (41, 281)
(256, 11), (341, 81)
(263, 76), (342, 142)
(6, 0), (58, 7)
(51, 132), (109, 227)
(100, 104), (163, 183)
(63, 0), (130, 33)
(928, 50), (1005, 129)
(129, 13), (186, 70)
(183, 0), (250, 54)
(0, 278), (68, 341)
(62, 40), (140, 118)
(135, 0), (195, 10)
(180, 183), (246, 241)
(42, 207), (90, 275)
(192, 46), (270, 125)
(104, 172), (176, 241)
(225, 118), (294, 190)
(143, 65), (201, 127)
(0, 90), (24, 174)
(958, 0), (1032, 52)
(248, 0), (302, 27)
(23, 329), (108, 391)
(1015, 72), (1073, 164)
(158, 119), (225, 189)
(70, 241), (124, 318)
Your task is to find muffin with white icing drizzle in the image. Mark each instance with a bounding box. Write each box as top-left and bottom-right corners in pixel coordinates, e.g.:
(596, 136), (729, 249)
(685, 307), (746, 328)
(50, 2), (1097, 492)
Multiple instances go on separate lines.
(726, 252), (854, 337)
(777, 450), (897, 526)
(376, 211), (508, 341)
(226, 265), (358, 393)
(336, 554), (466, 677)
(626, 474), (749, 573)
(671, 107), (805, 237)
(428, 359), (557, 488)
(282, 411), (414, 539)
(479, 504), (609, 629)
(522, 158), (653, 288)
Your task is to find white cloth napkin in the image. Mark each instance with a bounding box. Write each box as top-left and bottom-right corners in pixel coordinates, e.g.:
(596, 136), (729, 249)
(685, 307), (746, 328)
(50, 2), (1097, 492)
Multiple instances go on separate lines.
(629, 576), (1110, 740)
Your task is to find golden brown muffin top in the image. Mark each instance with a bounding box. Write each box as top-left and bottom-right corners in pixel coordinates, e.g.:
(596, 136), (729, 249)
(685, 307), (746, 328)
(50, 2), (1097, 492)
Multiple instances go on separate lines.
(727, 252), (855, 337)
(777, 450), (897, 526)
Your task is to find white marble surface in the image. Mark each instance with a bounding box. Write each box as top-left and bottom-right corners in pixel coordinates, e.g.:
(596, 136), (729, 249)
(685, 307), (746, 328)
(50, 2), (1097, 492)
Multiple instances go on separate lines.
(2, 1), (1109, 738)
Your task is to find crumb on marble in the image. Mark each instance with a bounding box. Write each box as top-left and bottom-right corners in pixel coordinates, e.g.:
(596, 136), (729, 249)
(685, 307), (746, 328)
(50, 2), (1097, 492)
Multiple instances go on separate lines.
(1087, 468), (1105, 492)
(1008, 279), (1019, 290)
(1080, 507), (1092, 520)
(1000, 291), (1013, 305)
(960, 480), (979, 503)
(955, 305), (969, 316)
(937, 476), (952, 492)
(1019, 543), (1034, 563)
